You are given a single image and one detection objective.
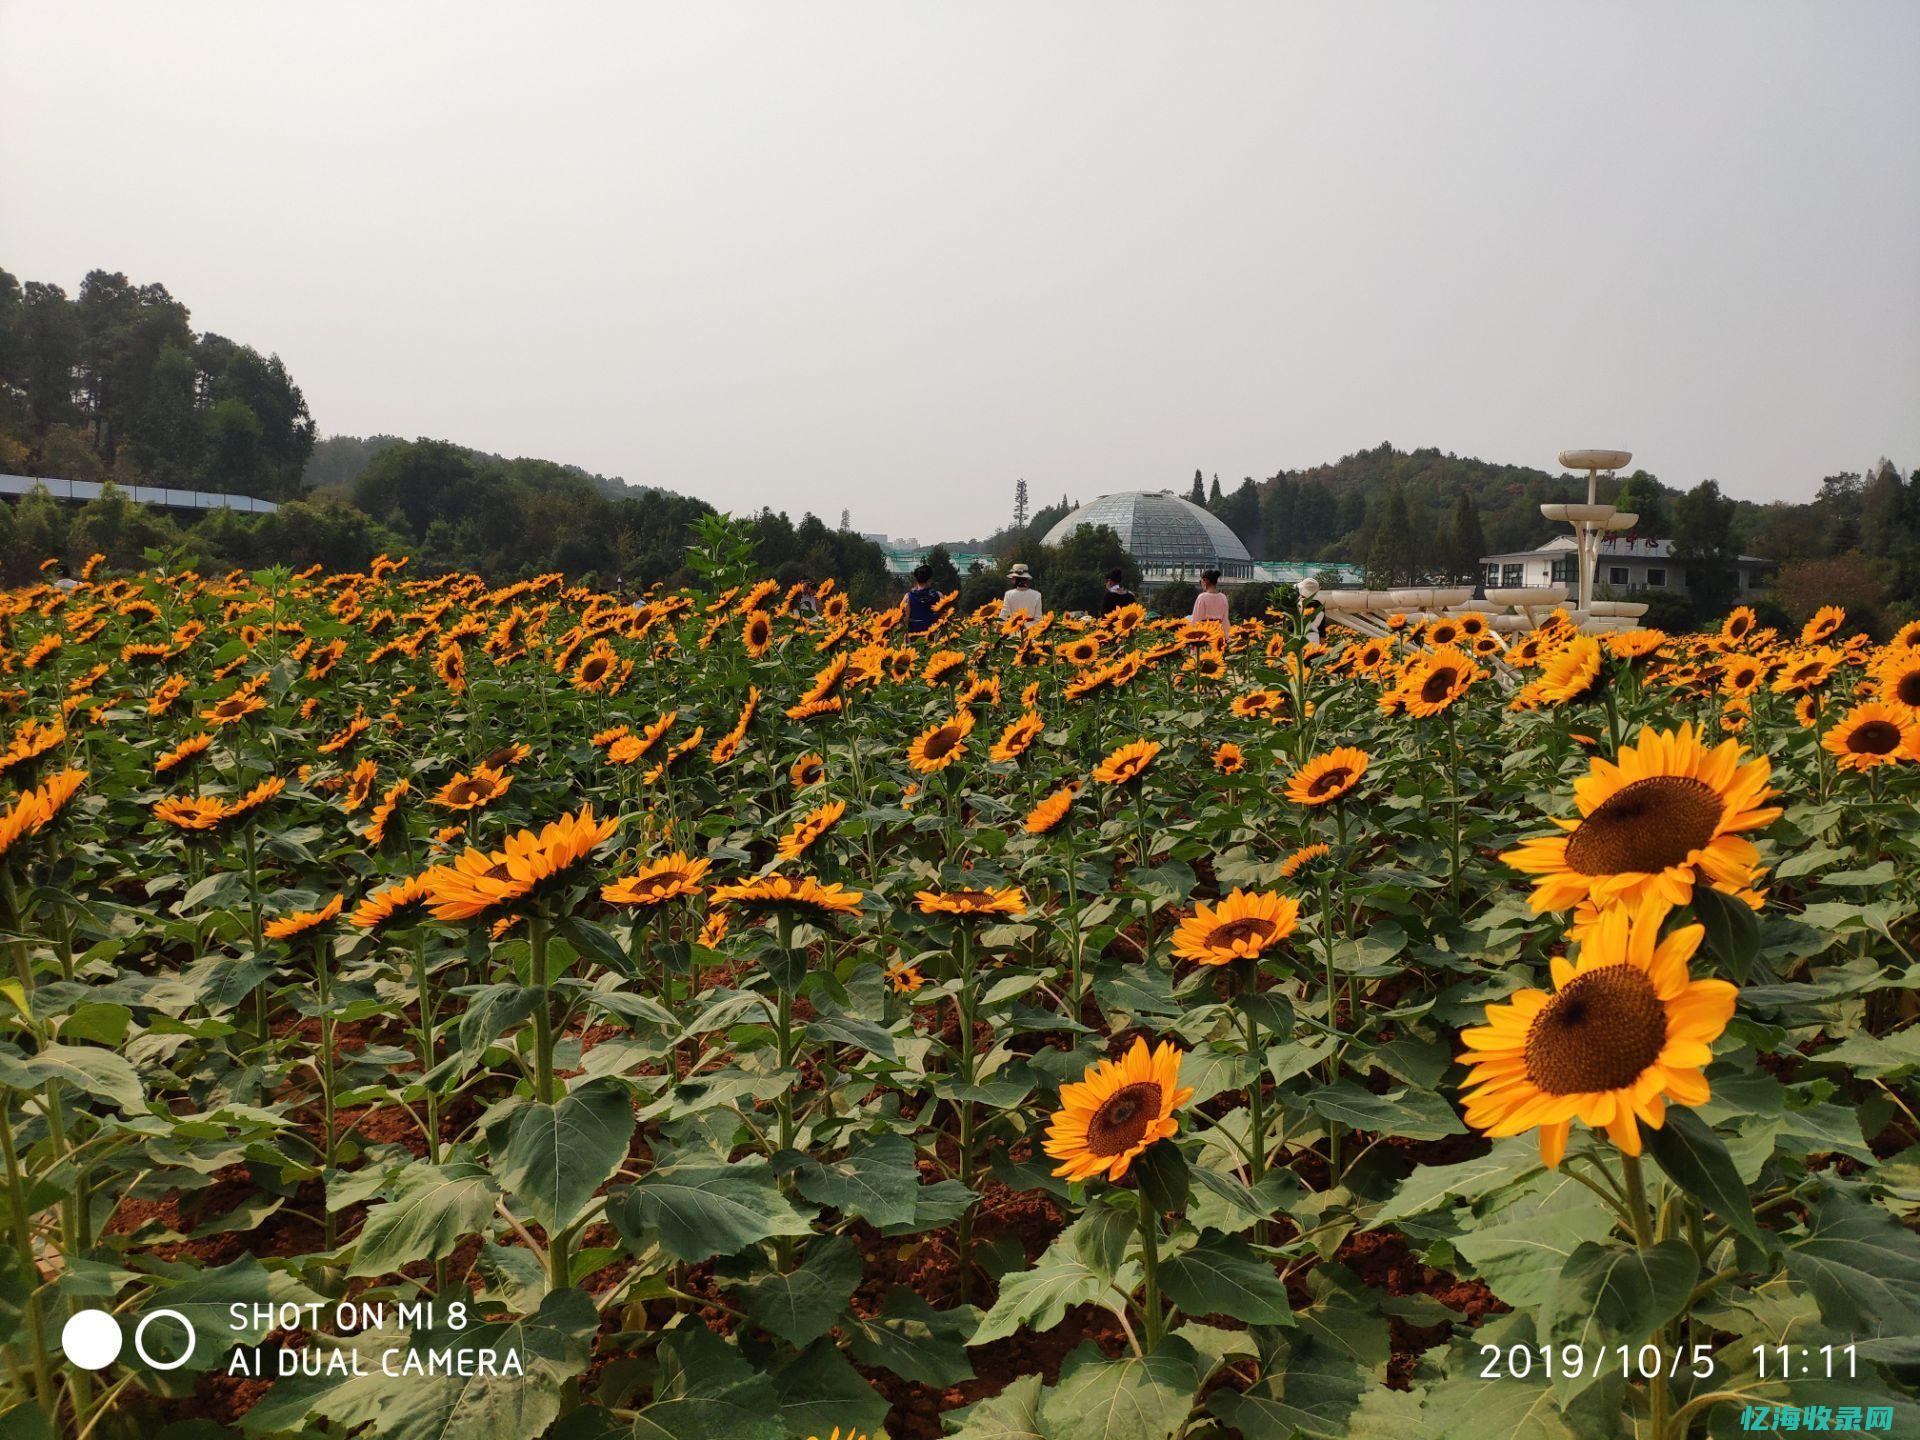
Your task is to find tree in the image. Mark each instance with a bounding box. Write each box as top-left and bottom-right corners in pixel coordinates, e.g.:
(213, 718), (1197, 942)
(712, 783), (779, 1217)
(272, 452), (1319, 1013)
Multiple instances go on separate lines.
(1364, 486), (1416, 587)
(1189, 470), (1205, 505)
(1207, 474), (1223, 509)
(1671, 479), (1739, 616)
(1614, 470), (1669, 538)
(1012, 478), (1028, 529)
(1775, 552), (1888, 637)
(921, 543), (961, 590)
(1446, 490), (1487, 583)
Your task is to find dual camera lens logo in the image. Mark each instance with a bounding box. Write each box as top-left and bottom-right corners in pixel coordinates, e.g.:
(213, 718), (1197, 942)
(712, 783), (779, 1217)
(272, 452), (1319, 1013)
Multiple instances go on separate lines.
(61, 1307), (196, 1371)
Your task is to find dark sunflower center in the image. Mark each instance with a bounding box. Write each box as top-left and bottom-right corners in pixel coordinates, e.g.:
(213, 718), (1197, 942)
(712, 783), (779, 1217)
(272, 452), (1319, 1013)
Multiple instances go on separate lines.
(1897, 672), (1920, 706)
(1524, 965), (1669, 1093)
(449, 779), (490, 804)
(1564, 776), (1723, 876)
(1089, 1081), (1163, 1156)
(1421, 668), (1461, 703)
(1207, 916), (1274, 948)
(923, 727), (961, 760)
(1847, 721), (1902, 755)
(581, 658), (608, 681)
(1308, 766), (1353, 797)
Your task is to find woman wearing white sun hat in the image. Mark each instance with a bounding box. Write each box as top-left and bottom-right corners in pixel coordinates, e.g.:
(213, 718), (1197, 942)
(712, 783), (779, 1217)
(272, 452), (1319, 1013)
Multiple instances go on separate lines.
(999, 563), (1043, 624)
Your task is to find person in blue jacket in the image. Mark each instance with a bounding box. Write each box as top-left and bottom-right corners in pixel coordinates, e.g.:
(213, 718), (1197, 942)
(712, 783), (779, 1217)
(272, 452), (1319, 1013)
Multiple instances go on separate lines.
(904, 566), (938, 635)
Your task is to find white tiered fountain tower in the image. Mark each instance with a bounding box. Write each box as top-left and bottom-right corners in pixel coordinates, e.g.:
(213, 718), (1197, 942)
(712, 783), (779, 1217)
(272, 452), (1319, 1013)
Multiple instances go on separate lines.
(1303, 447), (1648, 653)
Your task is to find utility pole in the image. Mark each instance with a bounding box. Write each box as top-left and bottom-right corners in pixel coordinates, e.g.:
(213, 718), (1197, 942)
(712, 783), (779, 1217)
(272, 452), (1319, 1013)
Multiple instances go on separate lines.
(1013, 478), (1029, 529)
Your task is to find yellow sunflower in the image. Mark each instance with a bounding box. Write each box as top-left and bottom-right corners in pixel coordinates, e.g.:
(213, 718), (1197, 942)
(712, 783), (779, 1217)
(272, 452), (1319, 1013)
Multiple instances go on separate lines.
(885, 958), (925, 994)
(1800, 605), (1845, 644)
(1024, 783), (1076, 835)
(1821, 701), (1916, 773)
(431, 764), (512, 812)
(907, 712), (974, 773)
(710, 873), (864, 917)
(743, 610), (774, 656)
(990, 712), (1045, 764)
(1283, 747), (1369, 807)
(1092, 738), (1161, 785)
(264, 893), (344, 942)
(915, 886), (1026, 918)
(348, 873), (435, 930)
(1171, 889), (1300, 965)
(1719, 607), (1756, 644)
(1394, 646), (1481, 718)
(1278, 842), (1331, 879)
(1043, 1037), (1194, 1184)
(603, 852), (713, 906)
(1500, 722), (1779, 913)
(1457, 898), (1736, 1165)
(1718, 655), (1770, 697)
(426, 806), (620, 922)
(790, 752), (827, 786)
(776, 799), (847, 862)
(1211, 742), (1244, 775)
(1875, 650), (1920, 723)
(1534, 636), (1604, 705)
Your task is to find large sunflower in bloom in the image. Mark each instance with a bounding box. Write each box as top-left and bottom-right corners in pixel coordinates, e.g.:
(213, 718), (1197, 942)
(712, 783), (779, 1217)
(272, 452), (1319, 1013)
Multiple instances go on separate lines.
(1043, 1037), (1194, 1183)
(1172, 889), (1300, 965)
(1393, 646), (1481, 717)
(1092, 738), (1160, 785)
(1456, 899), (1736, 1165)
(907, 712), (974, 773)
(602, 852), (713, 906)
(710, 873), (864, 918)
(426, 806), (620, 922)
(1500, 722), (1779, 913)
(1821, 701), (1916, 773)
(1283, 747), (1369, 807)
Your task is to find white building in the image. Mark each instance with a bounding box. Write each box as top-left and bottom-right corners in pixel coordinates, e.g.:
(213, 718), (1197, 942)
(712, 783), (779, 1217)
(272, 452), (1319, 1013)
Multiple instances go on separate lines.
(1479, 535), (1772, 599)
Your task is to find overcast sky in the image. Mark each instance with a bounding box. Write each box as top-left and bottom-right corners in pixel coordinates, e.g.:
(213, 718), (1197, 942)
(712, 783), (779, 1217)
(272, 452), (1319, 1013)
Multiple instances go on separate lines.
(3, 2), (1916, 542)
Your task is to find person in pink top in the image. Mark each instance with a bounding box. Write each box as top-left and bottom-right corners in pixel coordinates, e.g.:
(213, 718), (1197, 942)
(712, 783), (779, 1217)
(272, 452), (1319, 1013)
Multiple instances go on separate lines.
(1190, 568), (1230, 642)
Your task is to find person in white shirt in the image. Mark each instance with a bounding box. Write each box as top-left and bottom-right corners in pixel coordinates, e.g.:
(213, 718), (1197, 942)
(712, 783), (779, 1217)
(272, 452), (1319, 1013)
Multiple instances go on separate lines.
(999, 564), (1043, 624)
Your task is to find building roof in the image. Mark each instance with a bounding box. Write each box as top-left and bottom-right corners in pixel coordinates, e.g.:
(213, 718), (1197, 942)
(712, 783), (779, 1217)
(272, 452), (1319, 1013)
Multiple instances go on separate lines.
(1041, 490), (1252, 567)
(0, 474), (279, 514)
(1480, 535), (1771, 566)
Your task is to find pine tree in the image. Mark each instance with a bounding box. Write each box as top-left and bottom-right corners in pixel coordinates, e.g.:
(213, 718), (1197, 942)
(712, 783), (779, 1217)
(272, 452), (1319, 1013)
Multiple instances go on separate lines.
(1013, 477), (1029, 529)
(1207, 474), (1223, 508)
(1365, 486), (1415, 587)
(1189, 470), (1205, 505)
(1448, 490), (1487, 583)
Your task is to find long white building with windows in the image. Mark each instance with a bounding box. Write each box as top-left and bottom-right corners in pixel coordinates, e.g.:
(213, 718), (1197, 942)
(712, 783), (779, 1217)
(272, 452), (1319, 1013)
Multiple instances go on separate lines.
(1478, 534), (1772, 600)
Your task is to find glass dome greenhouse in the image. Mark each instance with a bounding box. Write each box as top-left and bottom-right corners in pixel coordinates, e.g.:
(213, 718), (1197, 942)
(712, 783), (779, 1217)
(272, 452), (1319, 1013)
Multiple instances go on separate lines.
(1040, 490), (1254, 580)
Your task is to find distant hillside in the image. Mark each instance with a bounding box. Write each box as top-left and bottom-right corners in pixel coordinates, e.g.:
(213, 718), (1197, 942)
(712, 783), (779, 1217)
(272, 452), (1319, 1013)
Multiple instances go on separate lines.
(305, 432), (646, 503)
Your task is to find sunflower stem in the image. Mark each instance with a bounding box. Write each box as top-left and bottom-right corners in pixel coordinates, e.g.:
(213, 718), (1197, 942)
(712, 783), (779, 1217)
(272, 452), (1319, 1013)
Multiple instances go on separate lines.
(313, 932), (337, 1251)
(1241, 965), (1266, 1186)
(1137, 1191), (1164, 1350)
(1620, 1150), (1671, 1438)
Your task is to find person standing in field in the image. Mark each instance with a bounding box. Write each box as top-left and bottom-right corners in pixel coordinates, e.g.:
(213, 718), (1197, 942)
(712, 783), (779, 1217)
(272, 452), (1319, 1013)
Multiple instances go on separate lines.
(1098, 567), (1137, 616)
(904, 565), (938, 635)
(1190, 568), (1230, 642)
(1000, 564), (1043, 624)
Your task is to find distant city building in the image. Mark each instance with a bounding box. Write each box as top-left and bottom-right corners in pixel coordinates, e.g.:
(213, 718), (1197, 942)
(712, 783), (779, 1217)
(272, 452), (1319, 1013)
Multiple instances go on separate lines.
(1041, 490), (1255, 581)
(1479, 535), (1772, 598)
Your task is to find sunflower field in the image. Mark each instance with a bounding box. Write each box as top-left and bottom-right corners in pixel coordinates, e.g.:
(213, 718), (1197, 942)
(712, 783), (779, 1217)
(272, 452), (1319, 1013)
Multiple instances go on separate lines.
(5, 553), (1920, 1440)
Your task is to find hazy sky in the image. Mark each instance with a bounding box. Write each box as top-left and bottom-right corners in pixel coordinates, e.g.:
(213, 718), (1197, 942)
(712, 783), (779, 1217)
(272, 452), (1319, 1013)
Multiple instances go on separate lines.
(4, 2), (1916, 542)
